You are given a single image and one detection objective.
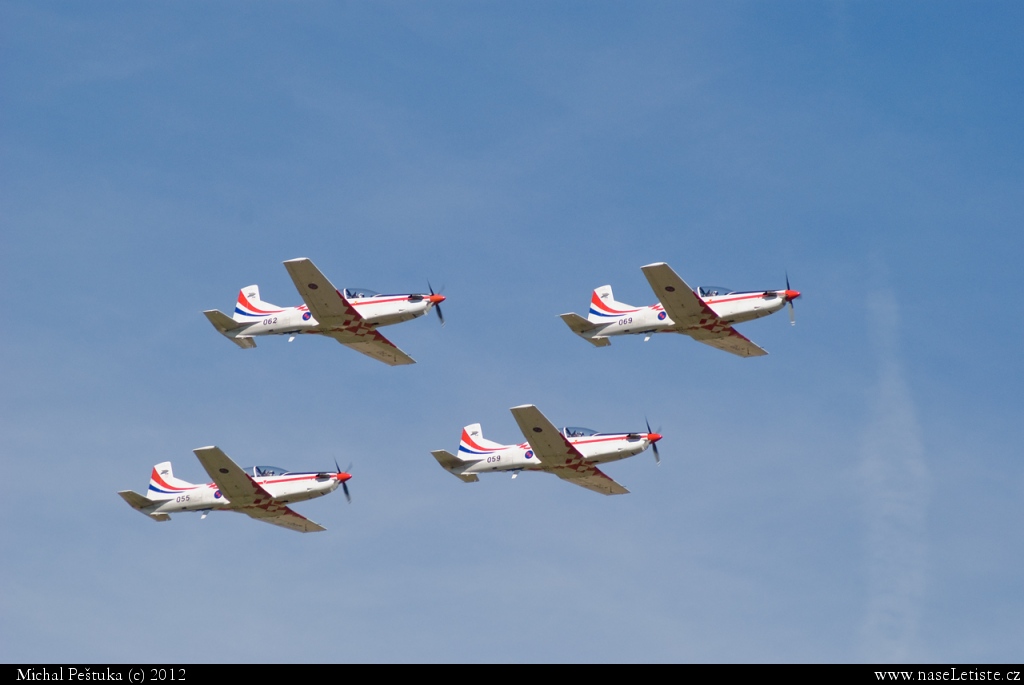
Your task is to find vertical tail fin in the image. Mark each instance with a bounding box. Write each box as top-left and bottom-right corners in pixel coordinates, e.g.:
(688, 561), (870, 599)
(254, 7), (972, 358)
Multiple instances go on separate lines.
(232, 285), (284, 323)
(587, 285), (637, 323)
(458, 423), (504, 459)
(147, 461), (197, 500)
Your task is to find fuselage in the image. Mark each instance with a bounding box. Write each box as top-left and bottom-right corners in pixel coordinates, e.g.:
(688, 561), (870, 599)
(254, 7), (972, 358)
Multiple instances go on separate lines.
(144, 470), (346, 515)
(590, 289), (790, 339)
(460, 431), (658, 475)
(233, 293), (440, 339)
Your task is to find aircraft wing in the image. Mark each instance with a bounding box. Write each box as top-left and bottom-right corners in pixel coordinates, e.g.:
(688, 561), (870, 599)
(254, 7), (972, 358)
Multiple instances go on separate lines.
(550, 461), (631, 495)
(686, 323), (768, 357)
(193, 446), (274, 507)
(283, 258), (362, 325)
(640, 262), (721, 328)
(236, 504), (327, 533)
(324, 330), (416, 366)
(284, 258), (416, 365)
(509, 404), (629, 496)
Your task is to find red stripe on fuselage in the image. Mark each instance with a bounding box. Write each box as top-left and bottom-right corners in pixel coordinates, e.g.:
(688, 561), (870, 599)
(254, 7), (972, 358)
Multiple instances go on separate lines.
(256, 474), (323, 486)
(351, 296), (413, 307)
(705, 292), (772, 305)
(570, 434), (633, 447)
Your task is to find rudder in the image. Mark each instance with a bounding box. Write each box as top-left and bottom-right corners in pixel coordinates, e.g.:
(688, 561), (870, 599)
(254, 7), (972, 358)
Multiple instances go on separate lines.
(147, 461), (197, 500)
(587, 285), (637, 323)
(458, 423), (504, 459)
(232, 285), (284, 323)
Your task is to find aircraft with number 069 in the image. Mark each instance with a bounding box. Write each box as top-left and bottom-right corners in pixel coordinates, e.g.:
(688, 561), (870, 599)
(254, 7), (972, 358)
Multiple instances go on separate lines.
(560, 262), (801, 357)
(117, 446), (352, 533)
(430, 404), (663, 496)
(204, 257), (445, 366)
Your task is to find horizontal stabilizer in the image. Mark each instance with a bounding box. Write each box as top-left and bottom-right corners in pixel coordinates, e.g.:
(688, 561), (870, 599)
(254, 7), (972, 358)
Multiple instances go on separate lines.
(117, 491), (171, 522)
(431, 450), (480, 483)
(559, 313), (611, 347)
(118, 490), (151, 510)
(204, 309), (243, 332)
(204, 310), (257, 349)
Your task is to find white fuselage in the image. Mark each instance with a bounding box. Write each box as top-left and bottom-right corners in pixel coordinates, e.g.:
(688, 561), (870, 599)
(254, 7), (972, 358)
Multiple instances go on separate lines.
(144, 472), (343, 516)
(461, 433), (656, 476)
(236, 295), (437, 340)
(591, 290), (788, 339)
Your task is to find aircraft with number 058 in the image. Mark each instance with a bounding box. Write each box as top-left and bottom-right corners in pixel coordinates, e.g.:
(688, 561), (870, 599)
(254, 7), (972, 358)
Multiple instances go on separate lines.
(431, 404), (663, 496)
(560, 262), (801, 357)
(118, 446), (352, 533)
(204, 257), (445, 366)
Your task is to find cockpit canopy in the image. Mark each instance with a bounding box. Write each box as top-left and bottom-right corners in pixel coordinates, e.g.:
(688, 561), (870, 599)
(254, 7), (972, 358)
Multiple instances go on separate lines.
(698, 286), (734, 298)
(562, 426), (598, 438)
(247, 465), (289, 478)
(344, 287), (380, 299)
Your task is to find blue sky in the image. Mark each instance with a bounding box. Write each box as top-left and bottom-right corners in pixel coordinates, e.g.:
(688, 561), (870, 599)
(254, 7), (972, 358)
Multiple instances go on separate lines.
(1, 1), (1021, 663)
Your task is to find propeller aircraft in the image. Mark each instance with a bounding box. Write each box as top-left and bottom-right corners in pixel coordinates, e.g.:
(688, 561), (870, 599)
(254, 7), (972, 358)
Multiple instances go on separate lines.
(431, 404), (663, 496)
(118, 446), (352, 533)
(204, 257), (445, 366)
(560, 262), (800, 357)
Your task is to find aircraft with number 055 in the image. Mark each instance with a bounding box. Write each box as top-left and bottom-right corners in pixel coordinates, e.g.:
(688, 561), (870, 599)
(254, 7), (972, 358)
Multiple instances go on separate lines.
(431, 404), (663, 496)
(560, 262), (801, 357)
(118, 446), (352, 533)
(204, 257), (445, 366)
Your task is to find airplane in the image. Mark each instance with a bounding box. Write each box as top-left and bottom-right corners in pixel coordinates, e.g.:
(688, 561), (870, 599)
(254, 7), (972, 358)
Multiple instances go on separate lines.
(430, 404), (663, 496)
(204, 257), (446, 366)
(560, 262), (801, 357)
(117, 446), (352, 533)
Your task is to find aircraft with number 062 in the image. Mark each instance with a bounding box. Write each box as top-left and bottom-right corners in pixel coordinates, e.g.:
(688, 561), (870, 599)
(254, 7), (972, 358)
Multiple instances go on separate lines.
(430, 404), (663, 496)
(204, 257), (445, 366)
(118, 446), (352, 533)
(560, 262), (801, 357)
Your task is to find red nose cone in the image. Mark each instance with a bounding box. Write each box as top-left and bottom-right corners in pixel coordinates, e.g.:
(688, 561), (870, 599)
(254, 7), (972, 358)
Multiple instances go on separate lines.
(337, 472), (352, 482)
(648, 433), (663, 443)
(428, 294), (446, 304)
(785, 290), (801, 301)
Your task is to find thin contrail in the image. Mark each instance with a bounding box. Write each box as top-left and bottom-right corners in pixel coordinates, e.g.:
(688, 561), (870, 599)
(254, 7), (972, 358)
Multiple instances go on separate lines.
(859, 291), (929, 661)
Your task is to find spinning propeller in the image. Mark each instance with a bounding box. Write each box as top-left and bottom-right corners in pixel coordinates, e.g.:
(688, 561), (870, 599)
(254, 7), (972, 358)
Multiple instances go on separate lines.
(427, 282), (446, 326)
(784, 272), (801, 326)
(646, 418), (663, 465)
(335, 459), (352, 503)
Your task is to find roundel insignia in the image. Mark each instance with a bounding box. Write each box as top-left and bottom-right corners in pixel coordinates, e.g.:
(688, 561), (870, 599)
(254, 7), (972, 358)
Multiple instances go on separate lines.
(525, 450), (534, 459)
(658, 311), (667, 320)
(303, 312), (312, 321)
(307, 283), (319, 290)
(214, 490), (222, 499)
